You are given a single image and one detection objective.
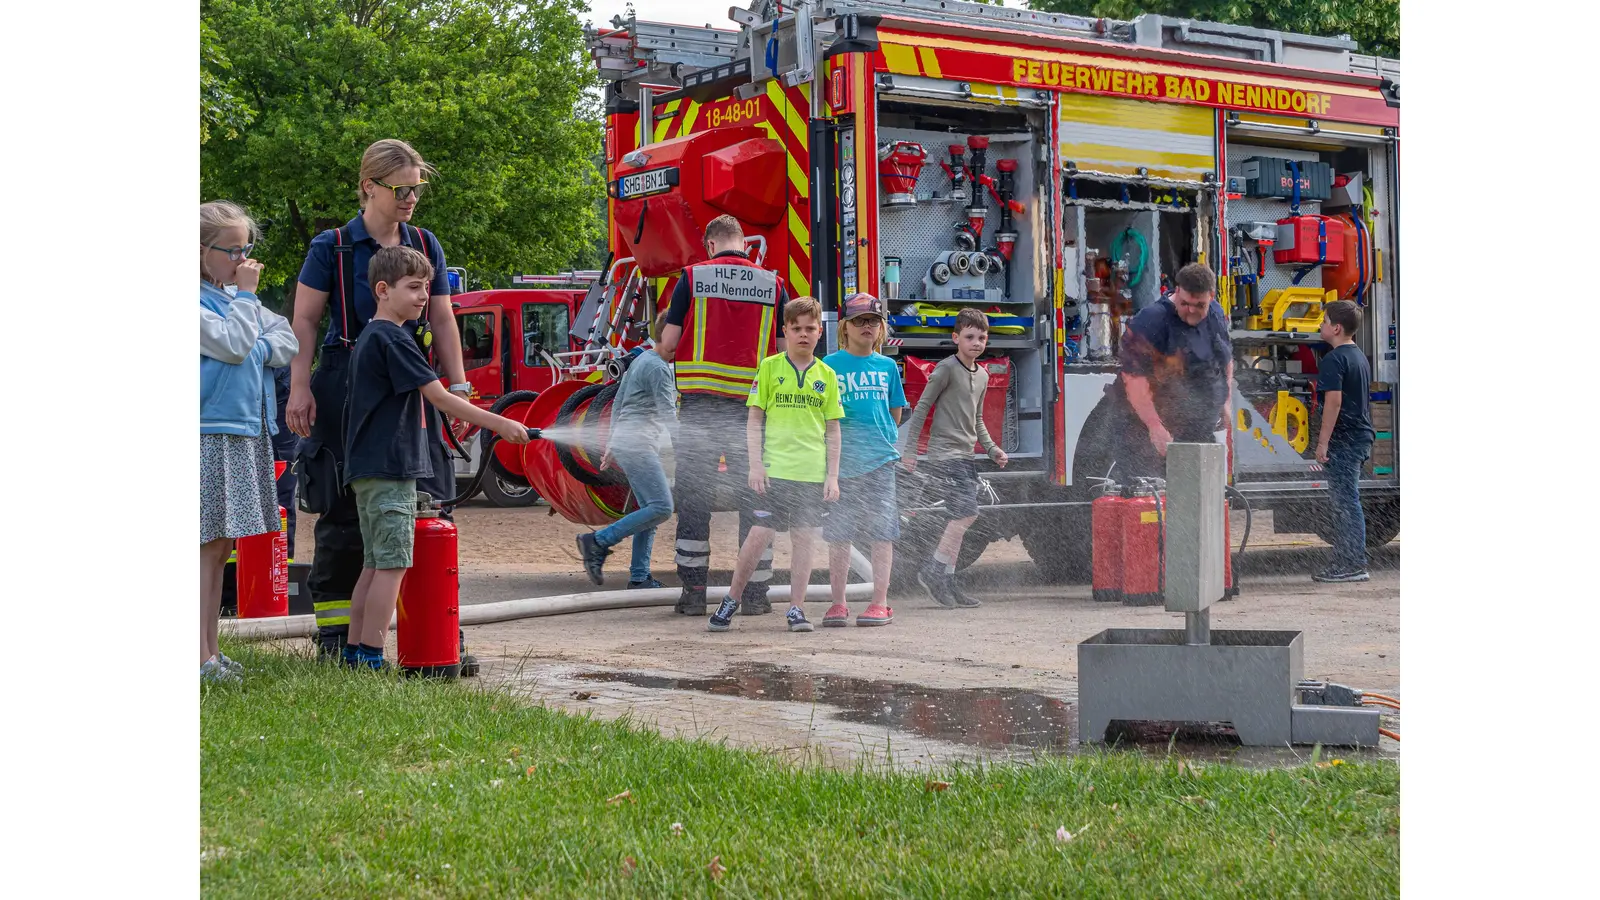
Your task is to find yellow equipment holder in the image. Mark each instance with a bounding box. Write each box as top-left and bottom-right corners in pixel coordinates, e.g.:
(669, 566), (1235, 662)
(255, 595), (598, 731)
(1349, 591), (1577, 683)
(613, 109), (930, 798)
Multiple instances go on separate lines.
(1246, 287), (1336, 333)
(1270, 390), (1311, 453)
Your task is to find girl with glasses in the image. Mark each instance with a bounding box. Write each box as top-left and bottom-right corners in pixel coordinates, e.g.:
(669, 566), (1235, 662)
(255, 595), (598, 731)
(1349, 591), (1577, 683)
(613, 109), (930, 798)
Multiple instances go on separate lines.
(199, 200), (298, 683)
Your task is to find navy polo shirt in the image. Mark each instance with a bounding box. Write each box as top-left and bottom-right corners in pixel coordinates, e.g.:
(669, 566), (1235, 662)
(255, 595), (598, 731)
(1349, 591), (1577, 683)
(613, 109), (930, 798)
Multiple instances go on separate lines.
(1119, 296), (1234, 438)
(297, 214), (450, 347)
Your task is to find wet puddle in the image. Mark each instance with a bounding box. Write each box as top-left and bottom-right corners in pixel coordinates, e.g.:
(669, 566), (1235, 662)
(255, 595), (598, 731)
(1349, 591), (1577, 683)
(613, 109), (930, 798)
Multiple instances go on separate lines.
(576, 661), (1077, 751)
(572, 662), (1394, 765)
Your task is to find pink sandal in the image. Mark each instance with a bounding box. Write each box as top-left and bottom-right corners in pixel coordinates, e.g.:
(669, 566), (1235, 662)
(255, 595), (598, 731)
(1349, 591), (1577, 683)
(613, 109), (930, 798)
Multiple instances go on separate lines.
(856, 604), (894, 626)
(822, 603), (851, 627)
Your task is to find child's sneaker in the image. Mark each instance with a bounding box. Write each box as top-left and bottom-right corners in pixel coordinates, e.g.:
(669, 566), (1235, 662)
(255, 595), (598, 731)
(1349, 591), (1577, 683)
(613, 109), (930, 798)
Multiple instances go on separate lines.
(821, 603), (851, 627)
(200, 657), (240, 685)
(856, 604), (894, 627)
(707, 595), (739, 632)
(949, 580), (984, 608)
(217, 653), (245, 675)
(629, 577), (666, 590)
(576, 533), (610, 585)
(786, 606), (814, 633)
(917, 563), (959, 609)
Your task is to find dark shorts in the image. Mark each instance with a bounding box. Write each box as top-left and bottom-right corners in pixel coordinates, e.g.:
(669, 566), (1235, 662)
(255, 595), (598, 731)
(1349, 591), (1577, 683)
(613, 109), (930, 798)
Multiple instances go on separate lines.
(749, 477), (824, 533)
(823, 463), (901, 543)
(921, 458), (980, 520)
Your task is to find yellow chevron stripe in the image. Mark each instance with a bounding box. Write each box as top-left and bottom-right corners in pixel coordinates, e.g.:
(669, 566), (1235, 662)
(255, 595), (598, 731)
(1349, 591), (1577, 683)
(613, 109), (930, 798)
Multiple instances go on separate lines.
(787, 204), (809, 249)
(653, 114), (673, 142)
(789, 257), (811, 298)
(684, 100), (701, 135)
(917, 47), (942, 80)
(881, 43), (920, 75)
(754, 121), (809, 196)
(767, 81), (807, 147)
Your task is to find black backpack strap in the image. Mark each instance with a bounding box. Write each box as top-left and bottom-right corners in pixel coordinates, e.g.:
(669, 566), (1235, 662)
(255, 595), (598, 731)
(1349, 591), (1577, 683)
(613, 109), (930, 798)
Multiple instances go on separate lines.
(332, 227), (359, 346)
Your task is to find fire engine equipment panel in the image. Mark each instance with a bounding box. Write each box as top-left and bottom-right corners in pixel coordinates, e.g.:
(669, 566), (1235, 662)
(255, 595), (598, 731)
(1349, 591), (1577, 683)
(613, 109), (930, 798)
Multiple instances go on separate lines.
(583, 0), (1398, 560)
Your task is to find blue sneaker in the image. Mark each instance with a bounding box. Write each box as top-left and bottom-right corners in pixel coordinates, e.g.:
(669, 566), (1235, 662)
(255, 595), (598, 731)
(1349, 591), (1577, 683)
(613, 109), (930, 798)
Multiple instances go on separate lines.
(629, 577), (666, 589)
(786, 606), (814, 633)
(200, 657), (240, 685)
(707, 595), (739, 632)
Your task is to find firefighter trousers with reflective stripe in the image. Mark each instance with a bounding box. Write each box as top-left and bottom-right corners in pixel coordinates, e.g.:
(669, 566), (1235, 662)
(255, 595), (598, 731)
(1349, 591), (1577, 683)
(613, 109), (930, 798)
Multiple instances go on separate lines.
(673, 394), (771, 600)
(306, 350), (457, 644)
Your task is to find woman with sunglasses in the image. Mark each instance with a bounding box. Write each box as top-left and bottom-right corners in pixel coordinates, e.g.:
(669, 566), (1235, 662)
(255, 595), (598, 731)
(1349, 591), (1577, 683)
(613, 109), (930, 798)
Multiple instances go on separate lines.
(200, 200), (298, 683)
(285, 138), (474, 667)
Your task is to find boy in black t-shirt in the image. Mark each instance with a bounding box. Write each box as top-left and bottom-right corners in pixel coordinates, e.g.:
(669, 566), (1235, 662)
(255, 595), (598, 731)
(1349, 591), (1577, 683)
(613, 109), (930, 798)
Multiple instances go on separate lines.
(342, 246), (530, 669)
(1313, 299), (1376, 584)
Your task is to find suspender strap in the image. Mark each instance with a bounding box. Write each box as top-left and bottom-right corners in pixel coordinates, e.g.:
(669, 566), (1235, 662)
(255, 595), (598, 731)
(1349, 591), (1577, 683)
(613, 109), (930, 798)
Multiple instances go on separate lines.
(333, 228), (354, 346)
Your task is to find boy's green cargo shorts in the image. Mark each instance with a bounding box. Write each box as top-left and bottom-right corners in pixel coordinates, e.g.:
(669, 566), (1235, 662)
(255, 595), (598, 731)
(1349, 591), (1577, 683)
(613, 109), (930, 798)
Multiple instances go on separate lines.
(351, 478), (418, 569)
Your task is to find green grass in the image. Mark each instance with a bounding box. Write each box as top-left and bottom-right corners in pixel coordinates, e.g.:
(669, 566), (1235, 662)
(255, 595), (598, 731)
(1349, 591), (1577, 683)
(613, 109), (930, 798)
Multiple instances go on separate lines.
(202, 642), (1399, 898)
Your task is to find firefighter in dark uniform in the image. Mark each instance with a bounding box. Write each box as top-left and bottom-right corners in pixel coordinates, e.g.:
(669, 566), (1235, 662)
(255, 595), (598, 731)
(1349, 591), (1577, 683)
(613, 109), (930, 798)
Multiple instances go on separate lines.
(285, 139), (475, 669)
(1113, 262), (1234, 479)
(654, 215), (786, 616)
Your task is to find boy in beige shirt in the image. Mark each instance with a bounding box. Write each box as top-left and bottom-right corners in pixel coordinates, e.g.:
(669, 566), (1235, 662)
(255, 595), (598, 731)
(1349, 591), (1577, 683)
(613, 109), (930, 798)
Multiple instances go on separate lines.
(898, 308), (1008, 608)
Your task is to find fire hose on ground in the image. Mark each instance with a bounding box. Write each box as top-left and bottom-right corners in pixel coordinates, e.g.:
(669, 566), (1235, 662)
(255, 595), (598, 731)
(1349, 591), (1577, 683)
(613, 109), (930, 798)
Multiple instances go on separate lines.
(227, 400), (879, 641)
(220, 582), (878, 641)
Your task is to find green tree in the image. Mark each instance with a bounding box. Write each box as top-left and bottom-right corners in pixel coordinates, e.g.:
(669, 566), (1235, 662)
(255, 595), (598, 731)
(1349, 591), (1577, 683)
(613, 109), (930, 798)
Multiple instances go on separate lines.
(202, 20), (255, 144)
(201, 0), (603, 290)
(1028, 0), (1398, 59)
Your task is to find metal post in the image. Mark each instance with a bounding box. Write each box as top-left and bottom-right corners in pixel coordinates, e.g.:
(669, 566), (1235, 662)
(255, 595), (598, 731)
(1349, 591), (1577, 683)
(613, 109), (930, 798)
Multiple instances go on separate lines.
(637, 86), (653, 150)
(1185, 609), (1210, 645)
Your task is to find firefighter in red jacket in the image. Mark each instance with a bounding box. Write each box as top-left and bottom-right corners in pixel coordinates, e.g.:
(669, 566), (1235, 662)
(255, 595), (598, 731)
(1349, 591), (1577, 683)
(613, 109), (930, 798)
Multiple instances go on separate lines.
(655, 214), (787, 616)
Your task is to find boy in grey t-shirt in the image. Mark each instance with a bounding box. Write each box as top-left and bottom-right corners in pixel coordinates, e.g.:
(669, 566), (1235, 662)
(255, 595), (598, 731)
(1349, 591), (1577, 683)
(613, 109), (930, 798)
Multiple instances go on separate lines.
(577, 313), (678, 587)
(898, 308), (1009, 608)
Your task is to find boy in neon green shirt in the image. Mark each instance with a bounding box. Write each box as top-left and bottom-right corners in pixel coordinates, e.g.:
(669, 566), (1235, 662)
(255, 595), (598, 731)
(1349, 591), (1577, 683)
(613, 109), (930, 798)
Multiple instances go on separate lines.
(708, 296), (844, 633)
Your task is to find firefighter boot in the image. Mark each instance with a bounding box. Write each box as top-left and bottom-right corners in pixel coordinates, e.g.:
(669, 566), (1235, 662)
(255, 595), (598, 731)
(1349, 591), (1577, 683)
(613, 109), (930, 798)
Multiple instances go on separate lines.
(675, 586), (707, 616)
(737, 592), (773, 616)
(315, 626), (350, 663)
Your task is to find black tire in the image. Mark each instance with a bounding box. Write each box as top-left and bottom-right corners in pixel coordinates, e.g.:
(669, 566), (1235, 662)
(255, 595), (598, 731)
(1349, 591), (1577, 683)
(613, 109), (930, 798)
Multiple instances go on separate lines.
(1363, 498), (1401, 548)
(1019, 511), (1091, 583)
(483, 391), (541, 488)
(483, 472), (541, 508)
(554, 382), (627, 487)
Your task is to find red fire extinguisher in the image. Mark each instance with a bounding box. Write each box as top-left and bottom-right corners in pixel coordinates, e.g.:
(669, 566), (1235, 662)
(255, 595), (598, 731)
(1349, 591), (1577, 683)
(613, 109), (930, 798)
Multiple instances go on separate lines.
(1120, 482), (1165, 607)
(236, 461), (289, 618)
(1090, 483), (1129, 603)
(397, 500), (462, 678)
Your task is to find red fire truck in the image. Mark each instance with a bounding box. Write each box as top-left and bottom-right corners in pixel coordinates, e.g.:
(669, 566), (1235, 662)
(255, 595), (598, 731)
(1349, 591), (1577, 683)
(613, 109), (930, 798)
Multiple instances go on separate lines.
(510, 0), (1401, 578)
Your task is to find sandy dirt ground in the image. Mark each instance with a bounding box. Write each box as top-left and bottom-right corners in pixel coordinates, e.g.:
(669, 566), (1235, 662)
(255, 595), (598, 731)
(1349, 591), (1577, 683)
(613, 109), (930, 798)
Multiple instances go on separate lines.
(289, 501), (1399, 768)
